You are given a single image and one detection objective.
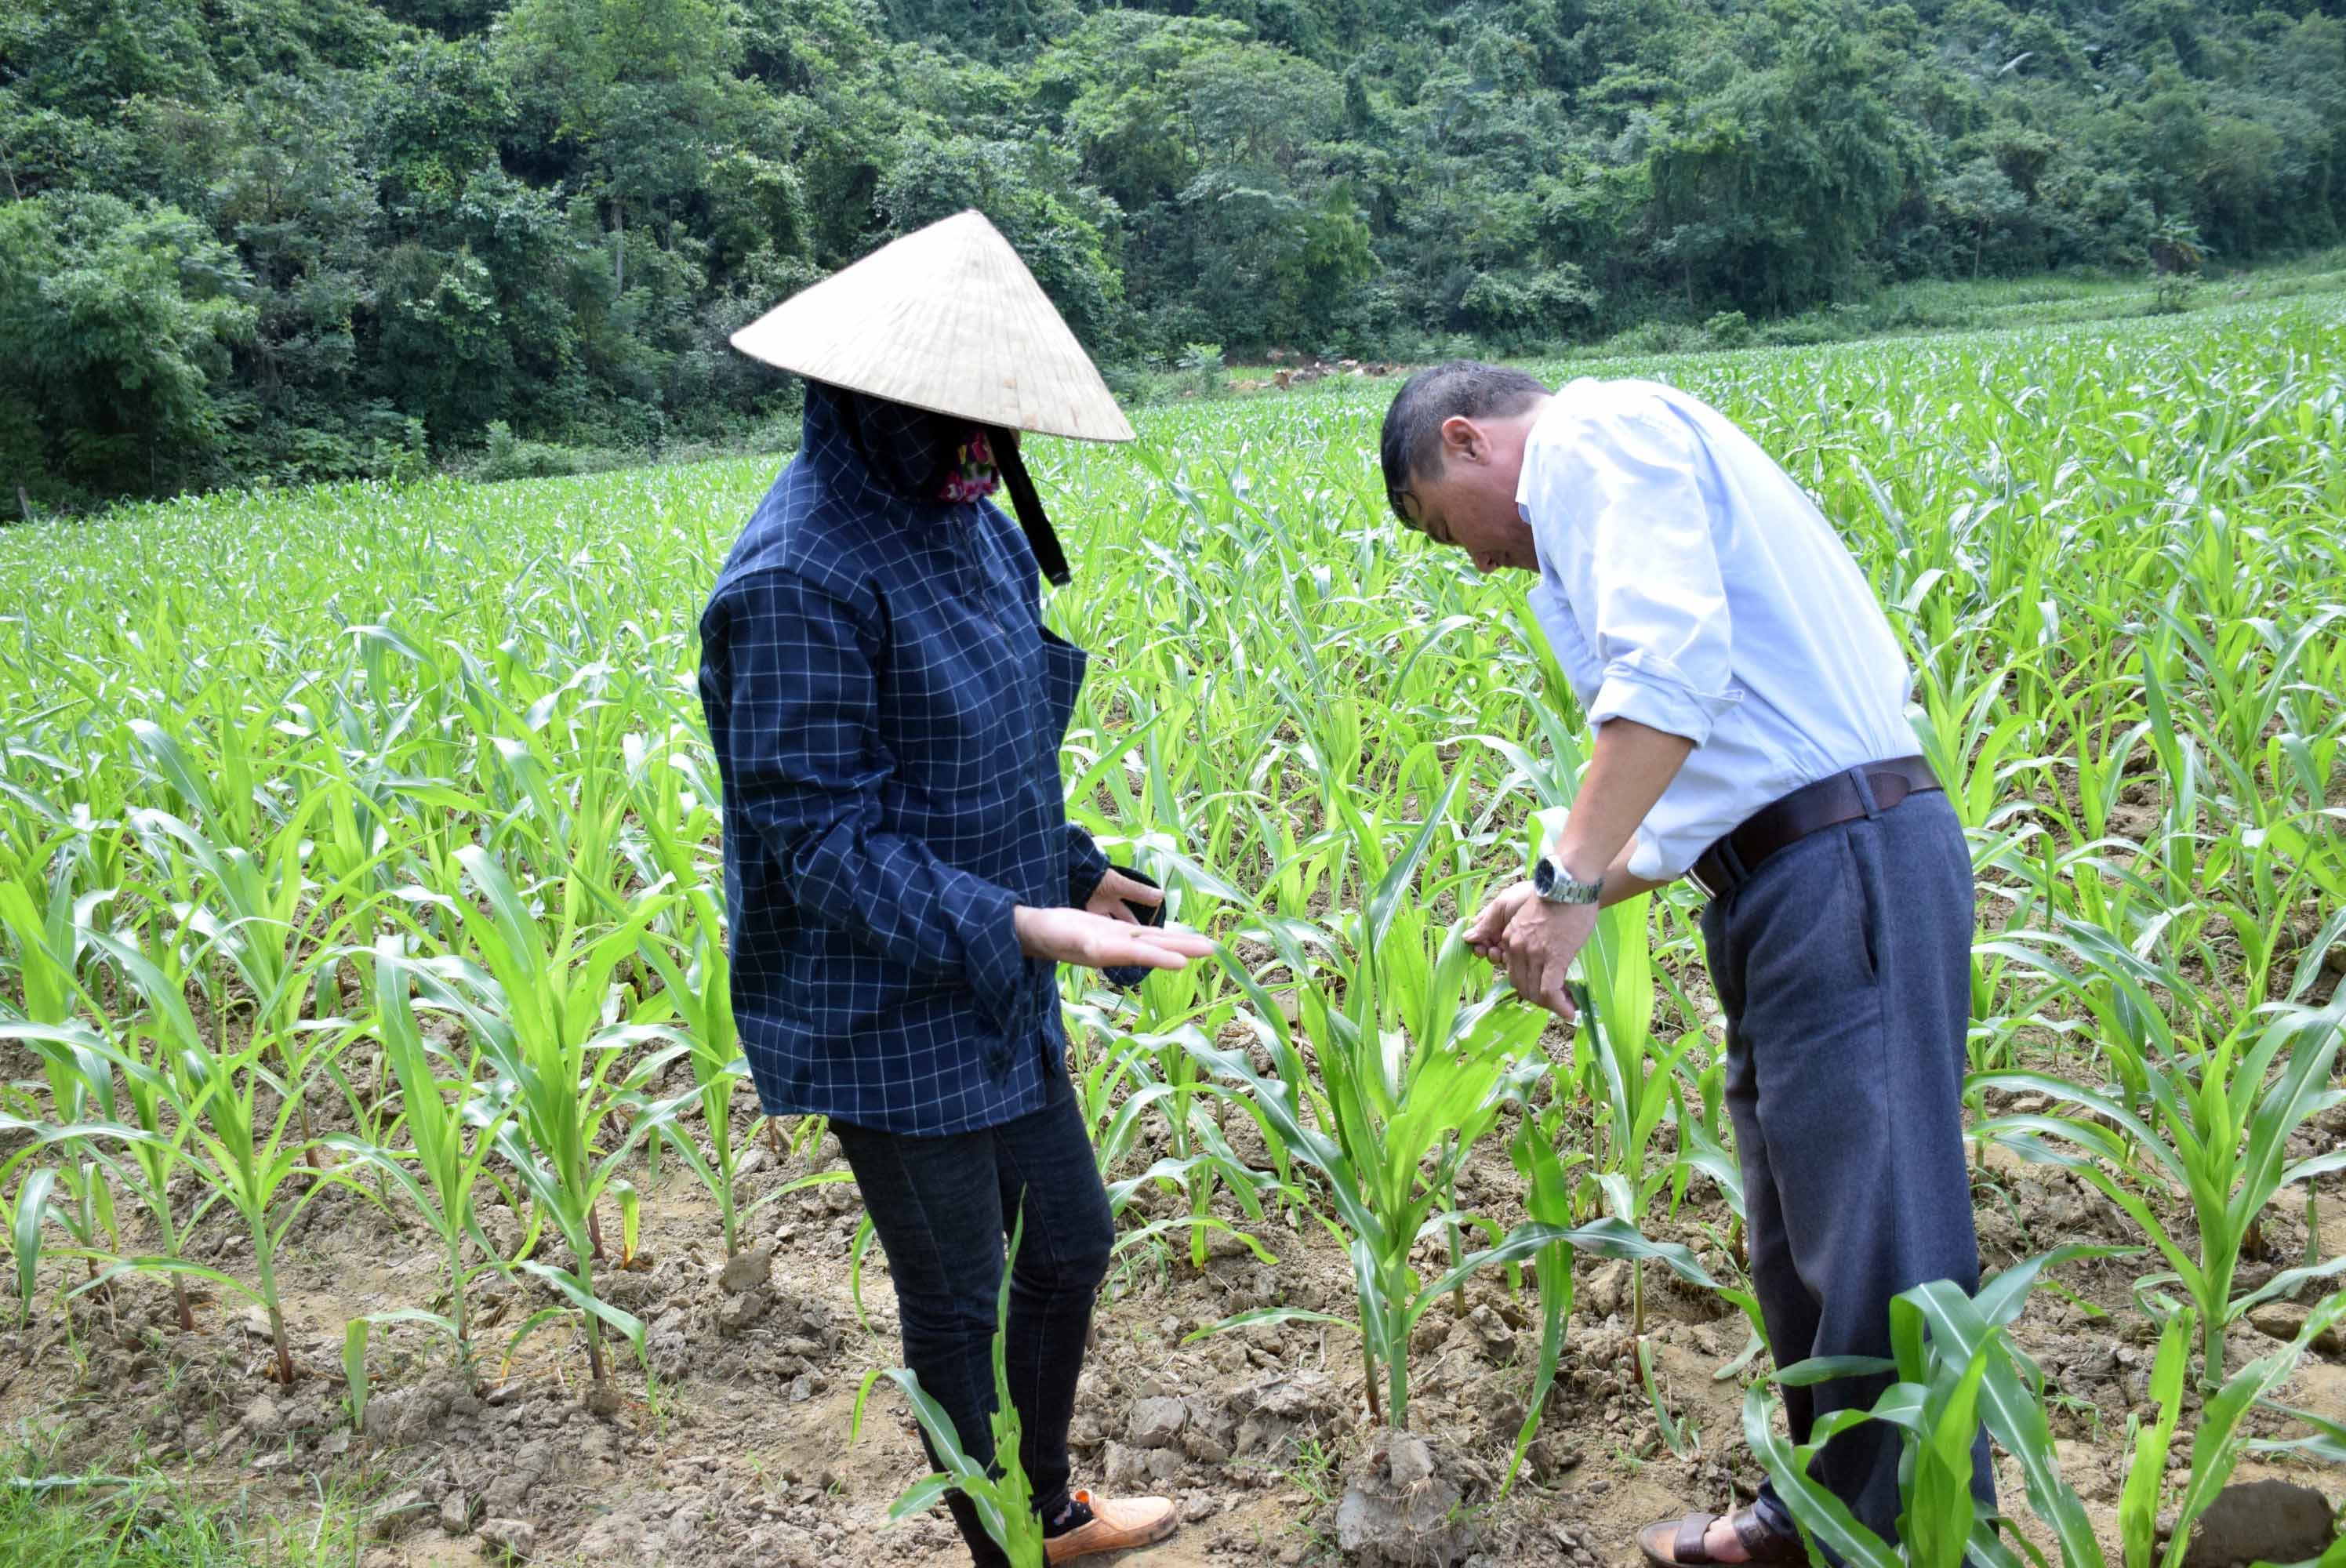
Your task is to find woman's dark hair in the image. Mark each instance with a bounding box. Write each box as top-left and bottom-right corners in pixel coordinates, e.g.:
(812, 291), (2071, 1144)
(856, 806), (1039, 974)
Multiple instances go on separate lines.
(1379, 361), (1550, 524)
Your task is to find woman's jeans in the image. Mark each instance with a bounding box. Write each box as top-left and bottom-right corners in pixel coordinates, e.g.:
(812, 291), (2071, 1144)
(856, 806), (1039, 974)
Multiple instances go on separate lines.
(833, 1065), (1114, 1567)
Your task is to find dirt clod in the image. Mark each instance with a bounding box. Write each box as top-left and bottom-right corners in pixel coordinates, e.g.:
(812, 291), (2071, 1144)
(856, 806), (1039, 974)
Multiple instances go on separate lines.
(240, 1395), (283, 1443)
(2243, 1301), (2345, 1355)
(478, 1515), (537, 1562)
(1335, 1430), (1475, 1566)
(1103, 1439), (1180, 1490)
(719, 1247), (774, 1294)
(717, 1287), (771, 1335)
(369, 1488), (430, 1541)
(1229, 1368), (1343, 1457)
(1128, 1396), (1189, 1449)
(2180, 1479), (2337, 1567)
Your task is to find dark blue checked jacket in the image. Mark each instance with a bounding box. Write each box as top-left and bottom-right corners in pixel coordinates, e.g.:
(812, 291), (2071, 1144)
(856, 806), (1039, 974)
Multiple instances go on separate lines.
(698, 386), (1110, 1137)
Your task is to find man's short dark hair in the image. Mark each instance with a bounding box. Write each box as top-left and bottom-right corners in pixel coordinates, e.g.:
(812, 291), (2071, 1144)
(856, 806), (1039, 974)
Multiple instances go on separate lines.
(1379, 360), (1551, 524)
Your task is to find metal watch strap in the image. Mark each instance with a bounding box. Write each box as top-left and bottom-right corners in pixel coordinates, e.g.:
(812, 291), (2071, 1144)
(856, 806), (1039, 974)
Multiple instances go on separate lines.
(1534, 856), (1603, 906)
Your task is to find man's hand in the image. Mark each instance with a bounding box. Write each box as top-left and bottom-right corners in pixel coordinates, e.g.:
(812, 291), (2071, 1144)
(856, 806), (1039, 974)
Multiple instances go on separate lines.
(1085, 867), (1164, 925)
(1498, 895), (1598, 1021)
(1465, 881), (1536, 962)
(1015, 905), (1211, 973)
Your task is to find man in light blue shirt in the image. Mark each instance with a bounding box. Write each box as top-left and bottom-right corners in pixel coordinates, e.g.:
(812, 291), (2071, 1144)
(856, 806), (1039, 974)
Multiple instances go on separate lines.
(1379, 361), (1991, 1565)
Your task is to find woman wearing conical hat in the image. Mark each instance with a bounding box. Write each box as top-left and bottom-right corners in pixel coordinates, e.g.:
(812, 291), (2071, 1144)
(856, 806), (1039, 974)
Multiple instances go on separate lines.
(699, 212), (1206, 1565)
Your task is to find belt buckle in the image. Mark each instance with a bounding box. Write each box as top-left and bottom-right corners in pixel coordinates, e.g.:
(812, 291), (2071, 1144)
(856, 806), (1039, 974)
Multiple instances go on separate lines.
(1687, 859), (1717, 902)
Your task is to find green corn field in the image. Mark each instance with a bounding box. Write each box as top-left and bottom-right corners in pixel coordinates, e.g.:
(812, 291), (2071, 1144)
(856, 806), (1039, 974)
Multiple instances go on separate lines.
(2, 296), (2344, 1566)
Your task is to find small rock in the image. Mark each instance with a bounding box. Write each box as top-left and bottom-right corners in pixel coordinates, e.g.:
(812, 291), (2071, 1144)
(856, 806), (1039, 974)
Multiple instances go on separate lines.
(478, 1517), (536, 1563)
(719, 1247), (775, 1294)
(440, 1494), (474, 1534)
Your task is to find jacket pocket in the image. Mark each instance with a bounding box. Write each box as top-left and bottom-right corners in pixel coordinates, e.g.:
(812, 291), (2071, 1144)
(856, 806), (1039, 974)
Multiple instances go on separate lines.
(1039, 626), (1088, 745)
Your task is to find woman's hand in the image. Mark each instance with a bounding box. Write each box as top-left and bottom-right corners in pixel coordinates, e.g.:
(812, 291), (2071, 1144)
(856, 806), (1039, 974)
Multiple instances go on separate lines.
(1085, 866), (1165, 924)
(1014, 905), (1212, 972)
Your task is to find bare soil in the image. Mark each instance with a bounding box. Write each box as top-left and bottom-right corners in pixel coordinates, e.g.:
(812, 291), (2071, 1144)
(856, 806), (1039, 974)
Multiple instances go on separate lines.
(3, 1072), (2343, 1568)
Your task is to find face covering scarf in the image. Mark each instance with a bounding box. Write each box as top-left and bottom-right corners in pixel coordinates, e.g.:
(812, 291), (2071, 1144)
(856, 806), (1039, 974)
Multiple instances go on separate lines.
(806, 382), (1073, 586)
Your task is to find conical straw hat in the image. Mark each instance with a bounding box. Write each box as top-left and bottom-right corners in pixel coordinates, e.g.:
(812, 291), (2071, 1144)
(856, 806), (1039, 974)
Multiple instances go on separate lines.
(730, 210), (1135, 444)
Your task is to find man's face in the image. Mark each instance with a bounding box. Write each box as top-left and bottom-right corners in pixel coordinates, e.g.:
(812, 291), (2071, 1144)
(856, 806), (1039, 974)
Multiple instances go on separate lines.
(1394, 410), (1542, 575)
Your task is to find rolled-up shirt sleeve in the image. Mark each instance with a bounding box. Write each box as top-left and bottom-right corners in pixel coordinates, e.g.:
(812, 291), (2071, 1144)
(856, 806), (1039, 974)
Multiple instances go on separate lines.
(1536, 402), (1738, 747)
(704, 568), (1029, 1025)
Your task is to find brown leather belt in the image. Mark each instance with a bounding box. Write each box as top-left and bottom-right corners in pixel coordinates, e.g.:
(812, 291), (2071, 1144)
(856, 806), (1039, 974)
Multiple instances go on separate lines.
(1687, 755), (1943, 903)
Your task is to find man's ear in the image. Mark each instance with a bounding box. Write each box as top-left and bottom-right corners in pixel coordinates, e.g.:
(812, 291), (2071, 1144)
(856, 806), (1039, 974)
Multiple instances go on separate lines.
(1438, 414), (1483, 464)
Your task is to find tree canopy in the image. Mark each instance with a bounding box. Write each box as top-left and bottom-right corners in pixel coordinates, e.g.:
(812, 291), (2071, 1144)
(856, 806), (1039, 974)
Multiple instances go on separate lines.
(5, 0), (2343, 506)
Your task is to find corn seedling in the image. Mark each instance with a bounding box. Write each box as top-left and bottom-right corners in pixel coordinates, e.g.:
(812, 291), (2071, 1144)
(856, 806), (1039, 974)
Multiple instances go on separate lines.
(1975, 999), (2346, 1381)
(1748, 1247), (2134, 1568)
(852, 1214), (1045, 1567)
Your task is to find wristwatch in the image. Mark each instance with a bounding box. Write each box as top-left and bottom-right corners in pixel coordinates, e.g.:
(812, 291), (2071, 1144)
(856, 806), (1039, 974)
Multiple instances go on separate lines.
(1532, 855), (1603, 906)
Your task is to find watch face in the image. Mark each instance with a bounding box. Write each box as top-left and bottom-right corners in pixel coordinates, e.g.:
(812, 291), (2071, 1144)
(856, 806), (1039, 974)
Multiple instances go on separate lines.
(1534, 858), (1556, 897)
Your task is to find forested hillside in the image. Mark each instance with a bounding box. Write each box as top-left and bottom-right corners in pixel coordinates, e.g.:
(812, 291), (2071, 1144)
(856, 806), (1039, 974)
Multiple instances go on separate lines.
(4, 0), (2343, 506)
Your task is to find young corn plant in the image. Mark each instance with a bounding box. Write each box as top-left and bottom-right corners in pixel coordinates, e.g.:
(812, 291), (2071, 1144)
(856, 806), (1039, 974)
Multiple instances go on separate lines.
(0, 1017), (200, 1330)
(1186, 777), (1712, 1425)
(126, 804), (402, 1141)
(440, 846), (692, 1390)
(632, 912), (854, 1260)
(1574, 890), (1701, 1337)
(1747, 1247), (2129, 1568)
(1120, 960), (1252, 1273)
(2123, 1293), (2346, 1568)
(321, 938), (516, 1381)
(0, 879), (132, 1299)
(1208, 753), (1717, 1425)
(70, 930), (353, 1384)
(852, 1214), (1045, 1568)
(1974, 997), (2346, 1382)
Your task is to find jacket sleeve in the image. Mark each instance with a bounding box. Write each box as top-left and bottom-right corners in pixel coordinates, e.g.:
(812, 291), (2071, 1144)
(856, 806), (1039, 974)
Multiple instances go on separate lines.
(704, 568), (1030, 1025)
(1066, 825), (1109, 907)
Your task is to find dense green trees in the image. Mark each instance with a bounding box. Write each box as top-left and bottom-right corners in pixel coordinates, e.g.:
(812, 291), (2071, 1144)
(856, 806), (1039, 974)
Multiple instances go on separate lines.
(5, 0), (2344, 506)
